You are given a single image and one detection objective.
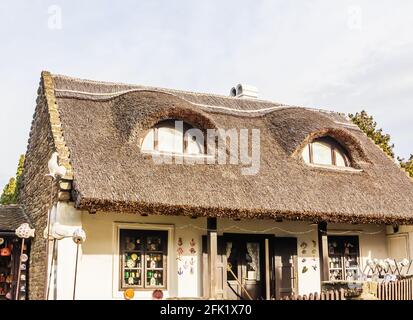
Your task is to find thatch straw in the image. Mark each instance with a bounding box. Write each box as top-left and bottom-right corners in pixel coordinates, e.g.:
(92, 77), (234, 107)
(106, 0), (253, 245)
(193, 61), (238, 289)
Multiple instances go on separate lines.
(42, 73), (413, 225)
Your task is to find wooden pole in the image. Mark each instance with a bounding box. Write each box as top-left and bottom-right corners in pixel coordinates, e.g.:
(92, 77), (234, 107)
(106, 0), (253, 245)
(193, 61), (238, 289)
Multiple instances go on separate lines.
(207, 217), (217, 299)
(73, 244), (80, 300)
(317, 222), (329, 283)
(15, 238), (25, 300)
(265, 238), (271, 300)
(226, 265), (253, 300)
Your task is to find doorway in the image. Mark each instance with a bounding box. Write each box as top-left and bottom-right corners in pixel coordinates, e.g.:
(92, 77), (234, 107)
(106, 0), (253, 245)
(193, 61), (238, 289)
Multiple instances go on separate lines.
(224, 234), (267, 300)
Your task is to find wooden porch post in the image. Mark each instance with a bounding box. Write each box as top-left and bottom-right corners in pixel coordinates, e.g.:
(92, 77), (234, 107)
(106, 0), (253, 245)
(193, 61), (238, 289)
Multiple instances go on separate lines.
(207, 217), (218, 299)
(317, 222), (329, 283)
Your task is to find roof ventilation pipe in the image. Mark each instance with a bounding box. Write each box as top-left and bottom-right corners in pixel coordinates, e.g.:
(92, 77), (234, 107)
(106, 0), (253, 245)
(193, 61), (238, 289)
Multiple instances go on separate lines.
(229, 84), (258, 99)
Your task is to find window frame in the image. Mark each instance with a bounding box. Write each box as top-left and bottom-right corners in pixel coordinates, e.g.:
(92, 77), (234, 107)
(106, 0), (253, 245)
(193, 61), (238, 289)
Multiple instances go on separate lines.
(303, 137), (350, 168)
(327, 235), (360, 281)
(141, 119), (207, 156)
(114, 224), (173, 294)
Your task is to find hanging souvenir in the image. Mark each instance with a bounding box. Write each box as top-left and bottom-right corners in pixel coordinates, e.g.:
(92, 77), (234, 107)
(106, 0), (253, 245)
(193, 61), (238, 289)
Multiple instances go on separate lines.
(177, 247), (184, 255)
(178, 238), (183, 246)
(21, 254), (29, 263)
(312, 240), (317, 247)
(152, 289), (163, 300)
(302, 266), (308, 273)
(190, 238), (196, 247)
(301, 250), (307, 255)
(178, 267), (183, 276)
(124, 289), (135, 300)
(0, 247), (11, 257)
(189, 247), (196, 255)
(300, 242), (308, 249)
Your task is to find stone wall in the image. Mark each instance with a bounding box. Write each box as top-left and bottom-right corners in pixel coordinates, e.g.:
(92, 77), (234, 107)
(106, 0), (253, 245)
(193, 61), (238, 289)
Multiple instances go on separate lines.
(18, 79), (57, 300)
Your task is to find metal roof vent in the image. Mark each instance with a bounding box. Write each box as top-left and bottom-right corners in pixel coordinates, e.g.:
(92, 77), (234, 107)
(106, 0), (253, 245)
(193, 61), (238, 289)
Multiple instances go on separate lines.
(229, 84), (258, 99)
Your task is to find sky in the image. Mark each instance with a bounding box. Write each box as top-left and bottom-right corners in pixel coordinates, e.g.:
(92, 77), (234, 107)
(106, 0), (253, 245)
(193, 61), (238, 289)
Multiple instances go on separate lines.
(0, 0), (413, 188)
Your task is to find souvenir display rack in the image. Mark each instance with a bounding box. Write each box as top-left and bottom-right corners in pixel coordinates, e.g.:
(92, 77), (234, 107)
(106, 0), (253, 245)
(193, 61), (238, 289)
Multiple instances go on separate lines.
(0, 235), (30, 300)
(327, 236), (360, 281)
(119, 229), (167, 290)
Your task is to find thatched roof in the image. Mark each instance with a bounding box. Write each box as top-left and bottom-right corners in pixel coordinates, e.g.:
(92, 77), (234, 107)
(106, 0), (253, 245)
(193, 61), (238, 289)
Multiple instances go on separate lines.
(0, 205), (31, 231)
(39, 72), (413, 224)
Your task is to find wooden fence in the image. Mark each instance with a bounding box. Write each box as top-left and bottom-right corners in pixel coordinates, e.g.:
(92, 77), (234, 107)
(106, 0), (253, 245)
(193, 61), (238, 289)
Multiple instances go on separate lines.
(376, 278), (413, 300)
(279, 289), (346, 300)
(279, 278), (413, 300)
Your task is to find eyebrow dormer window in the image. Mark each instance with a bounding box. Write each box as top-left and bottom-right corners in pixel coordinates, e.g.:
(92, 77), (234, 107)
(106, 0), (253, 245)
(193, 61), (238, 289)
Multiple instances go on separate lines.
(141, 119), (204, 155)
(302, 137), (349, 167)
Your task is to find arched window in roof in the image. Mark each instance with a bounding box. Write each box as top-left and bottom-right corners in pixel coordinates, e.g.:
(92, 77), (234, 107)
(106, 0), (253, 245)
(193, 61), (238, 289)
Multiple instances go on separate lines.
(301, 137), (350, 168)
(141, 119), (205, 155)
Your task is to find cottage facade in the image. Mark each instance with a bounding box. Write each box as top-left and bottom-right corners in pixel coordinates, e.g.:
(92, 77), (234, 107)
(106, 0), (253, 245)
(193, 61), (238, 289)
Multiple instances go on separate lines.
(15, 72), (413, 300)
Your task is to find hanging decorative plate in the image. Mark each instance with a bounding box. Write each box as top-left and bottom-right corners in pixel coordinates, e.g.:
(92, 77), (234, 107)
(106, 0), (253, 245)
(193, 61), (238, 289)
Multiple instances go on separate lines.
(131, 254), (138, 261)
(0, 238), (4, 245)
(0, 247), (11, 256)
(21, 254), (28, 263)
(126, 259), (136, 268)
(124, 289), (135, 300)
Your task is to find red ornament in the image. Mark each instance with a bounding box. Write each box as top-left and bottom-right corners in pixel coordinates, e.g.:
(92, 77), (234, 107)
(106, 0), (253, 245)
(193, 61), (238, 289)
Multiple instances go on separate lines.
(152, 289), (163, 300)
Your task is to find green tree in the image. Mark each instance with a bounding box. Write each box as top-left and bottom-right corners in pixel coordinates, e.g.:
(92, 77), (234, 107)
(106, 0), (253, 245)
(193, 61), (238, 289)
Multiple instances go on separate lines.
(0, 155), (25, 205)
(349, 110), (395, 159)
(398, 155), (413, 178)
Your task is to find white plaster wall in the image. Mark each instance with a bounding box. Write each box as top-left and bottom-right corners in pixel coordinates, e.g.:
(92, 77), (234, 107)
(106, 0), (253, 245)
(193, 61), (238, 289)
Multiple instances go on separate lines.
(50, 203), (389, 300)
(386, 225), (413, 259)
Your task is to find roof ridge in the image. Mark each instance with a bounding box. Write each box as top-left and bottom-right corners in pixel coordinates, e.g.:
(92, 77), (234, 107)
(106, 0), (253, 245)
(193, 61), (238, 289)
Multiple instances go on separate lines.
(50, 71), (352, 121)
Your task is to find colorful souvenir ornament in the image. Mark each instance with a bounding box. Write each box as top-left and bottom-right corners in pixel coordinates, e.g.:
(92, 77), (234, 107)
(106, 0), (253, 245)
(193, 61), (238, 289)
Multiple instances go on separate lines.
(190, 238), (196, 247)
(152, 289), (163, 300)
(0, 247), (11, 257)
(126, 259), (135, 268)
(178, 238), (183, 246)
(124, 288), (135, 300)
